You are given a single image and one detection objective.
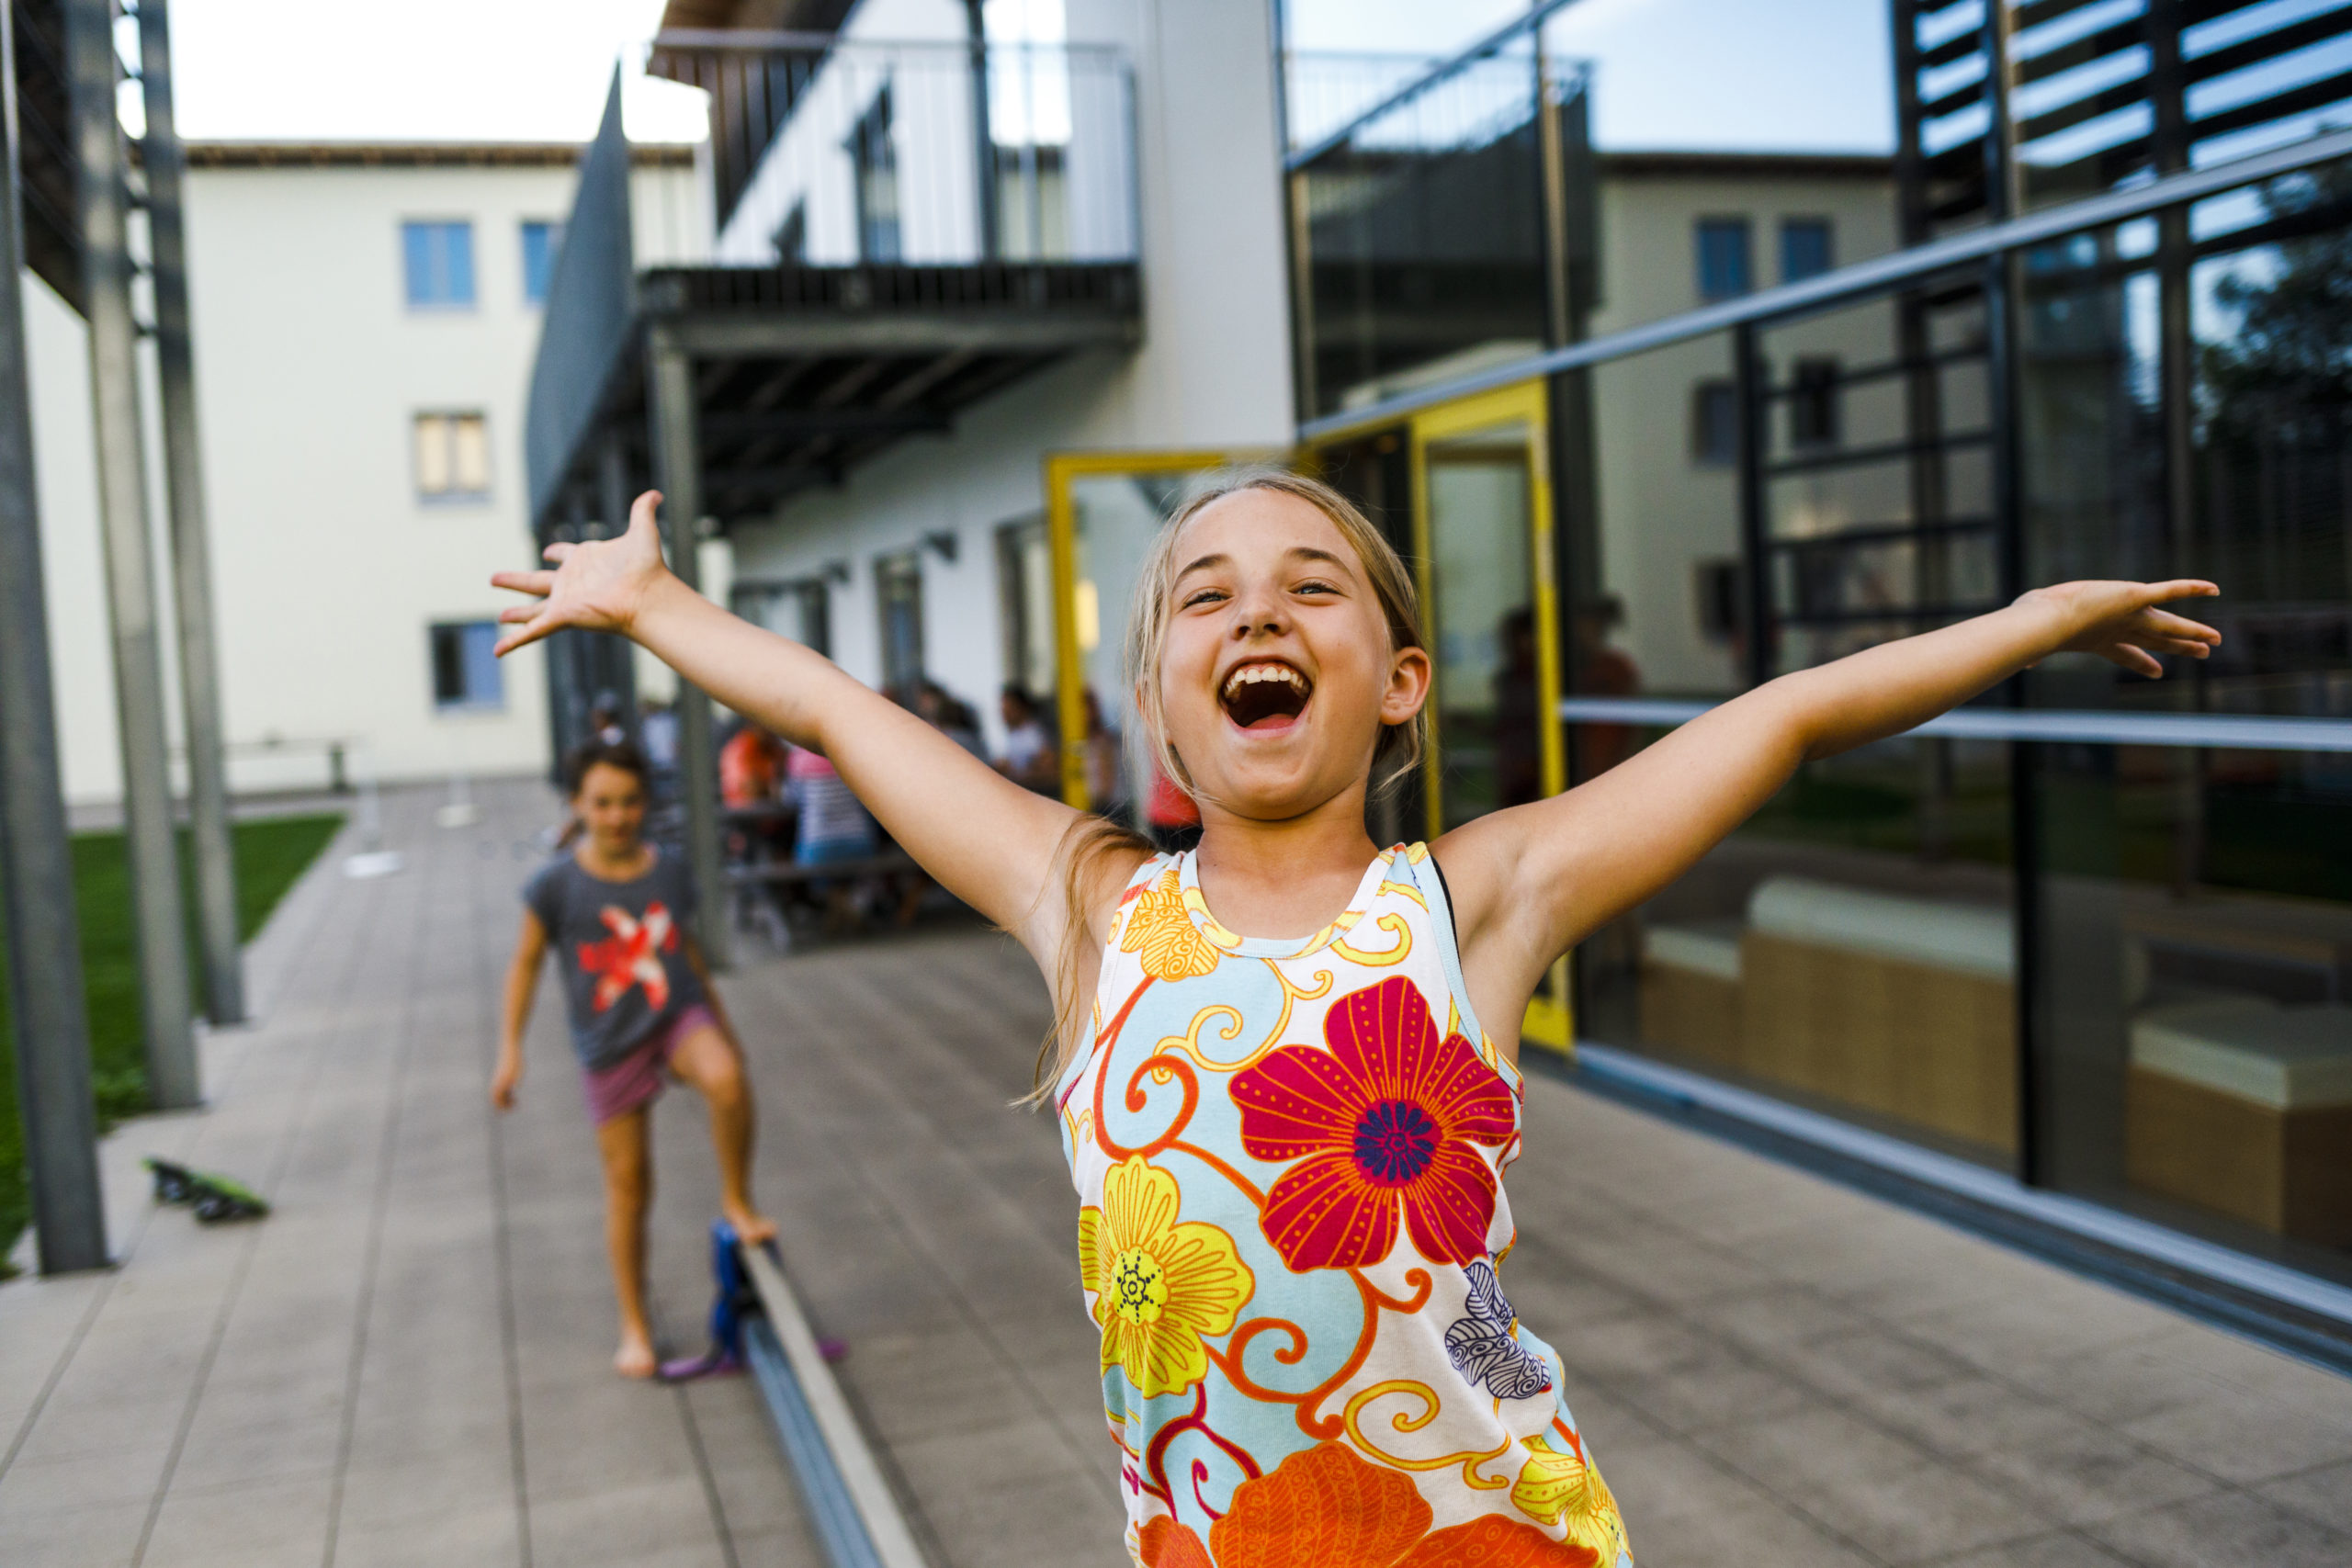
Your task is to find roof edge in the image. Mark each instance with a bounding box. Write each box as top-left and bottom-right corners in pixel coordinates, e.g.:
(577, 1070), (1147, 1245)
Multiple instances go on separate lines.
(182, 141), (697, 170)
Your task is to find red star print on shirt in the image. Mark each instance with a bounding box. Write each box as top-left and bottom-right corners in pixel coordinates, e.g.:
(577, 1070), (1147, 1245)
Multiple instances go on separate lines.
(577, 902), (677, 1012)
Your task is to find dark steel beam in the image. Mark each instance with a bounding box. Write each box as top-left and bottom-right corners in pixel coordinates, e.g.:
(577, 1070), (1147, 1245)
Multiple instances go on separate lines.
(646, 332), (729, 968)
(0, 0), (106, 1275)
(697, 408), (949, 439)
(70, 0), (198, 1109)
(139, 0), (241, 1027)
(660, 309), (1137, 359)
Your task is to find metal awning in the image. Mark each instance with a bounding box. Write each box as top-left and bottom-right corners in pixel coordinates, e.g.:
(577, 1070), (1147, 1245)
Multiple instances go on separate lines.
(9, 0), (83, 310)
(532, 258), (1138, 534)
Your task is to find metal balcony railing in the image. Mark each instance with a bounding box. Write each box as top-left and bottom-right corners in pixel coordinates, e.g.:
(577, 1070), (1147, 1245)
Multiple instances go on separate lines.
(650, 30), (1137, 267)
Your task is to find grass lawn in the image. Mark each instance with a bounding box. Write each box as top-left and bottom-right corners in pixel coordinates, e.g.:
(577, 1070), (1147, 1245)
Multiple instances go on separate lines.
(0, 813), (344, 1265)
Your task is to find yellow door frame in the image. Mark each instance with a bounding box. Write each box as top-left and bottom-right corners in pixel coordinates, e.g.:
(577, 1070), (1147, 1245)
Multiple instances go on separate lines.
(1043, 449), (1266, 808)
(1407, 382), (1575, 1055)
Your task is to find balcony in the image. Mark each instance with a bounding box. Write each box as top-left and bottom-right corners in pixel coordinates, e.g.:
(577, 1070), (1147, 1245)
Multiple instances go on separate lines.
(525, 31), (1141, 536)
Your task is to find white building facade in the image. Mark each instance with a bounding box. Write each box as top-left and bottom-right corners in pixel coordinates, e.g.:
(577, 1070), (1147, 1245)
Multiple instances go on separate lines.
(28, 143), (701, 806)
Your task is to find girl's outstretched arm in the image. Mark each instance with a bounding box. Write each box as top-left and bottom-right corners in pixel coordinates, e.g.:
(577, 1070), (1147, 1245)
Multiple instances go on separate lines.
(1437, 580), (2222, 1010)
(492, 492), (1114, 958)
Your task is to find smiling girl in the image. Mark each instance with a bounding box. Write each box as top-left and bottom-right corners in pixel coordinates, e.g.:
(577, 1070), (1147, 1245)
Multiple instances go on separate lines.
(492, 471), (2218, 1565)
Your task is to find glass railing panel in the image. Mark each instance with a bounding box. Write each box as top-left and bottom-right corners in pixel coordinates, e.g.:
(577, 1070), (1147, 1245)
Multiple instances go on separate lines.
(2018, 171), (2352, 716)
(1574, 719), (2022, 1169)
(2030, 739), (2352, 1286)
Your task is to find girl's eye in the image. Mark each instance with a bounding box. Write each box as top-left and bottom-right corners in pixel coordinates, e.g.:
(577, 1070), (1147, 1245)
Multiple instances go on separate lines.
(1294, 581), (1338, 596)
(1182, 589), (1227, 608)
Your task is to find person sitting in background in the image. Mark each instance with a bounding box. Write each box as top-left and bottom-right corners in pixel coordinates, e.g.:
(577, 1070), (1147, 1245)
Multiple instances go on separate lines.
(1081, 688), (1129, 821)
(996, 684), (1060, 795)
(1143, 761), (1201, 854)
(719, 722), (783, 810)
(588, 692), (628, 748)
(917, 679), (989, 762)
(786, 741), (876, 931)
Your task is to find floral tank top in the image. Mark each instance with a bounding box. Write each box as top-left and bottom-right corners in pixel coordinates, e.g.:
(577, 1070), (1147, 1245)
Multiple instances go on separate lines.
(1055, 844), (1634, 1568)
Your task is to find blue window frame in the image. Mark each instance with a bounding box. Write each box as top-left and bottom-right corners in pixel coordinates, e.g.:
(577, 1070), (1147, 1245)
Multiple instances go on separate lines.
(1781, 217), (1834, 283)
(402, 220), (476, 310)
(521, 220), (562, 304)
(430, 622), (504, 710)
(1695, 217), (1752, 302)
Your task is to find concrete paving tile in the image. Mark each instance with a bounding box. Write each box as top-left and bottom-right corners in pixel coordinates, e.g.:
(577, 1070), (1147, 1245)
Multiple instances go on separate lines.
(2084, 1484), (2352, 1568)
(166, 1407), (345, 1490)
(884, 1414), (1121, 1568)
(2116, 1391), (2352, 1486)
(328, 1504), (526, 1568)
(522, 1382), (705, 1504)
(0, 1439), (174, 1510)
(729, 1525), (831, 1568)
(701, 1459), (810, 1540)
(0, 1495), (148, 1568)
(138, 1472), (333, 1566)
(1623, 1486), (1880, 1568)
(1596, 1432), (1778, 1528)
(1927, 1529), (2140, 1567)
(331, 1449), (520, 1531)
(1689, 1403), (1934, 1494)
(526, 1473), (725, 1565)
(1782, 1453), (2054, 1564)
(2258, 1457), (2352, 1536)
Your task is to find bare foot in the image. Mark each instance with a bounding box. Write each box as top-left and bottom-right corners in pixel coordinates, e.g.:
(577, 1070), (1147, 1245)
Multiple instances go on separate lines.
(615, 1329), (658, 1380)
(726, 1204), (778, 1247)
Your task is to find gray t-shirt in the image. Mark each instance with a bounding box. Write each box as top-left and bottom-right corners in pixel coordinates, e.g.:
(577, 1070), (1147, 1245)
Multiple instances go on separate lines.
(524, 848), (707, 1071)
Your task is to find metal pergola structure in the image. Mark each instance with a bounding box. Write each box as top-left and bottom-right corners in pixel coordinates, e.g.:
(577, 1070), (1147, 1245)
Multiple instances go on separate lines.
(525, 55), (1141, 966)
(2, 0), (238, 1274)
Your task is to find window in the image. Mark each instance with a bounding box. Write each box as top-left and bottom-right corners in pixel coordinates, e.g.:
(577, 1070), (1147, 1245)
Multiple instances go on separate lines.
(429, 622), (503, 711)
(1691, 379), (1739, 466)
(875, 549), (924, 697)
(413, 412), (491, 502)
(847, 86), (902, 264)
(401, 220), (475, 309)
(1695, 217), (1751, 301)
(521, 220), (563, 304)
(1693, 558), (1743, 643)
(1790, 356), (1842, 447)
(995, 515), (1054, 698)
(732, 578), (831, 659)
(1781, 217), (1834, 283)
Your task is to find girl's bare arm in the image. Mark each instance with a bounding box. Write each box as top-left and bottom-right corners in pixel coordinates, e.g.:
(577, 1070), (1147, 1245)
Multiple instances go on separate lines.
(492, 908), (549, 1109)
(1438, 580), (2222, 998)
(491, 492), (1092, 958)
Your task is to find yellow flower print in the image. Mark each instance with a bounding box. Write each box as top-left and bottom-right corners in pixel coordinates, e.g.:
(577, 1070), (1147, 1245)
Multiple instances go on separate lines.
(1120, 866), (1222, 982)
(1078, 1156), (1254, 1399)
(1512, 1432), (1630, 1564)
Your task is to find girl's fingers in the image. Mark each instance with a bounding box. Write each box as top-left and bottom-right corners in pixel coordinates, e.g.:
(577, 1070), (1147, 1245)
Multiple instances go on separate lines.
(491, 568), (555, 597)
(2105, 642), (2165, 678)
(492, 618), (553, 658)
(541, 541), (578, 566)
(2142, 608), (2222, 643)
(2146, 579), (2219, 601)
(497, 603), (542, 625)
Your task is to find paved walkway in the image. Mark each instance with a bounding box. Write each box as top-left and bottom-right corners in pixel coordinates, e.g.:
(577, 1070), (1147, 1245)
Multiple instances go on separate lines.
(4, 778), (2350, 1568)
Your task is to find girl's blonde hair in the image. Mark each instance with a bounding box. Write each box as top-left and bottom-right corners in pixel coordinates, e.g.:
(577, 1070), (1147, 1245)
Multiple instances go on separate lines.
(1023, 466), (1430, 1102)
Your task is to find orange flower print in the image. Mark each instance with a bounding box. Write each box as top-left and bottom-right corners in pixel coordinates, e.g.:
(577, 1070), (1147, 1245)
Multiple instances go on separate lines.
(1232, 976), (1516, 1271)
(1137, 1516), (1215, 1568)
(1119, 865), (1222, 982)
(1147, 1444), (1614, 1568)
(1080, 1157), (1255, 1399)
(1210, 1442), (1430, 1567)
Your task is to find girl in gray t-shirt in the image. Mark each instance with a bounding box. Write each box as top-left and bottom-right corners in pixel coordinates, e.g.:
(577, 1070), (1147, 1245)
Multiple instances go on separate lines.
(492, 740), (774, 1380)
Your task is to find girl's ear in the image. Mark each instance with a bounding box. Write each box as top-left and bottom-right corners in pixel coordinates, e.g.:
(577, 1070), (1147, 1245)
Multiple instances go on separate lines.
(1381, 645), (1433, 727)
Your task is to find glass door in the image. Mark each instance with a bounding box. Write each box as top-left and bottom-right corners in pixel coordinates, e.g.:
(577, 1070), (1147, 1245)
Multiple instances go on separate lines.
(1409, 383), (1572, 1051)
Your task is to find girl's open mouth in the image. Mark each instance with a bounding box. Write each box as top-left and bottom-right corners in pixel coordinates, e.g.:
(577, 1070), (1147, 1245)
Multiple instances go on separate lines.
(1220, 660), (1312, 731)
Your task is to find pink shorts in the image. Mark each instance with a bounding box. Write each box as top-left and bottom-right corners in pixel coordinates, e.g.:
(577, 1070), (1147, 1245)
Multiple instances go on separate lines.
(582, 1004), (719, 1125)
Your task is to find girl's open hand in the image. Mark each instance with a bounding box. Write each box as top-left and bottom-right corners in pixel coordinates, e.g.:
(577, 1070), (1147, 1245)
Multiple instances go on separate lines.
(2019, 579), (2222, 679)
(491, 490), (672, 655)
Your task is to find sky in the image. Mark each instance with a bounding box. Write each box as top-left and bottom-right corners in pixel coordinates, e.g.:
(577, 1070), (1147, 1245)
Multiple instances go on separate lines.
(1288, 0), (1895, 153)
(159, 0), (1894, 153)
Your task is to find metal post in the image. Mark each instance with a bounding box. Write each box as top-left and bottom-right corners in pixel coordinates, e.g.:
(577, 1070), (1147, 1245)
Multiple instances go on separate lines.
(647, 333), (730, 968)
(69, 0), (198, 1109)
(137, 0), (240, 1026)
(596, 439), (641, 739)
(962, 0), (998, 261)
(1733, 321), (1773, 688)
(0, 0), (108, 1274)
